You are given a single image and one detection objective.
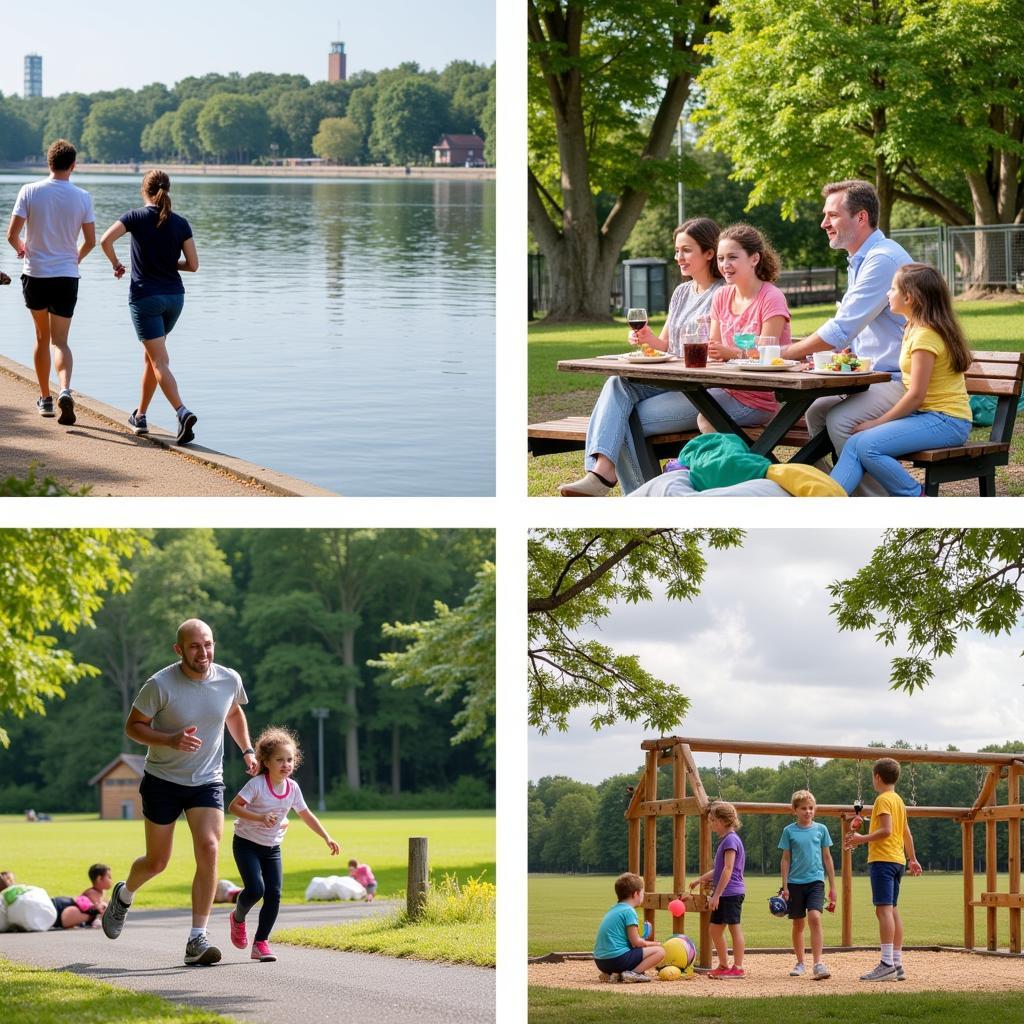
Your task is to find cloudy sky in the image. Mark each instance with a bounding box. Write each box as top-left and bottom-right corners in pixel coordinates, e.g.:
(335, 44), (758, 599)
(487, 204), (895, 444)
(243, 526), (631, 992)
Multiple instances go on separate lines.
(530, 530), (1024, 785)
(2, 2), (494, 97)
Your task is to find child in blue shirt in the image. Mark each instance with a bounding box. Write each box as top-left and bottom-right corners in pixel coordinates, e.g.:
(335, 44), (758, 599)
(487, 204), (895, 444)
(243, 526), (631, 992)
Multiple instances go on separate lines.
(592, 872), (665, 983)
(779, 789), (836, 980)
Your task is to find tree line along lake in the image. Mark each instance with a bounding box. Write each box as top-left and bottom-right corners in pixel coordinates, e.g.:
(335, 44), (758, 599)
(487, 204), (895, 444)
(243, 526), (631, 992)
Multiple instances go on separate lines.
(0, 173), (495, 496)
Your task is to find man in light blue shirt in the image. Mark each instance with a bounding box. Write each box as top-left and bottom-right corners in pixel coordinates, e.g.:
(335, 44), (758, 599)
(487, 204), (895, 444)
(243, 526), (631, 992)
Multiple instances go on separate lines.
(785, 181), (911, 495)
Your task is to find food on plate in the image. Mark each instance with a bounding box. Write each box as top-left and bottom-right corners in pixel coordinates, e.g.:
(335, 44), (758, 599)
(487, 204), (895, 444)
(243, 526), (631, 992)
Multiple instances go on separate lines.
(825, 347), (863, 372)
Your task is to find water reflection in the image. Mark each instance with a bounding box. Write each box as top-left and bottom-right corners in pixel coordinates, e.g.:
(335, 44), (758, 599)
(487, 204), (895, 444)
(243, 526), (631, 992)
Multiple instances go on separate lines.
(0, 174), (495, 496)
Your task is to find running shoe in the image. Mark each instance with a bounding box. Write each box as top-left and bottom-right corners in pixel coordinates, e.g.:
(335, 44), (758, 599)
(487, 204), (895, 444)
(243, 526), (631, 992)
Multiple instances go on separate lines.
(37, 396), (54, 417)
(229, 911), (247, 949)
(895, 965), (906, 981)
(559, 472), (613, 497)
(597, 971), (621, 983)
(720, 966), (745, 979)
(860, 961), (896, 982)
(620, 970), (650, 983)
(101, 881), (130, 939)
(789, 962), (806, 976)
(57, 390), (76, 425)
(184, 932), (222, 965)
(251, 940), (277, 962)
(176, 408), (197, 445)
(812, 962), (831, 980)
(128, 409), (148, 435)
(708, 965), (733, 979)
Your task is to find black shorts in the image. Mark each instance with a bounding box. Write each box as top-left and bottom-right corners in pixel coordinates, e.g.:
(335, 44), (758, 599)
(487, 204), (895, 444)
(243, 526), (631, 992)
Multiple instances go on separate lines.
(594, 946), (644, 974)
(139, 771), (224, 825)
(22, 275), (79, 318)
(710, 893), (744, 925)
(50, 896), (75, 928)
(787, 880), (825, 919)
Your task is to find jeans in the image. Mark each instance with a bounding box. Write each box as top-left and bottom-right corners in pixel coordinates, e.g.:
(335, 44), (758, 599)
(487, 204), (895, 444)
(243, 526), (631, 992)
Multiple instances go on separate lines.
(831, 411), (972, 496)
(233, 834), (283, 942)
(586, 377), (772, 494)
(805, 380), (906, 496)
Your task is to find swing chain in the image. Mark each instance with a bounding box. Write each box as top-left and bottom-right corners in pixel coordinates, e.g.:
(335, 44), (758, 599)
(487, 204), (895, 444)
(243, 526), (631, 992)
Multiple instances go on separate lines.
(716, 751), (724, 799)
(908, 761), (918, 807)
(854, 759), (864, 814)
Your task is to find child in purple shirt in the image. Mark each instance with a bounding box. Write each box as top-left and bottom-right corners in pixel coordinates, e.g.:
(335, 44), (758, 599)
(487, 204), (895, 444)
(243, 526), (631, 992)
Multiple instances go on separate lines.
(689, 800), (746, 979)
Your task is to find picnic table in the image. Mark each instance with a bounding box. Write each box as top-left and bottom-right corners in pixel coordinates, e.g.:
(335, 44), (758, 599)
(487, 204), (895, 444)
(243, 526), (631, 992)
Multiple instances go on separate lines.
(556, 355), (892, 483)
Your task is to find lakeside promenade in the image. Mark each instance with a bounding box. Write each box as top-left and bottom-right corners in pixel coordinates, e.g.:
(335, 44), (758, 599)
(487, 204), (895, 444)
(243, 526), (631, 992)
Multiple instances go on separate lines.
(0, 355), (334, 497)
(0, 162), (495, 181)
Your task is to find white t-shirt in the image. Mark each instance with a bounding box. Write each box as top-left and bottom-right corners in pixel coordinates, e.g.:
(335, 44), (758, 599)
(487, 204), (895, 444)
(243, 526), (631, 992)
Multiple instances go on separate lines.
(233, 775), (308, 847)
(12, 178), (94, 278)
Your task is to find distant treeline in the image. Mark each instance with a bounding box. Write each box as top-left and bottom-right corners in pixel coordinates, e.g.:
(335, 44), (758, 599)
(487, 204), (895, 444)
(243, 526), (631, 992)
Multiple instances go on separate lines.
(0, 528), (495, 814)
(0, 61), (495, 167)
(530, 743), (1024, 875)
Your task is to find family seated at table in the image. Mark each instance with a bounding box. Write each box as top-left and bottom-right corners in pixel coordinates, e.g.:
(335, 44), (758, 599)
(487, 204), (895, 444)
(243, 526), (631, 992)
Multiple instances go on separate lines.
(559, 179), (973, 498)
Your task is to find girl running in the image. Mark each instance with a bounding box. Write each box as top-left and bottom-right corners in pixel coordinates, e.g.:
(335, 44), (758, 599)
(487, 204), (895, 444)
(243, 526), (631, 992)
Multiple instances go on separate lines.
(830, 262), (973, 496)
(100, 169), (199, 444)
(227, 726), (339, 962)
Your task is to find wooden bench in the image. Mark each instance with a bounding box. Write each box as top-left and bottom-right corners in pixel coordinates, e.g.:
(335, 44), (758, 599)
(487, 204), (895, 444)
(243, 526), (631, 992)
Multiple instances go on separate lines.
(527, 416), (811, 460)
(906, 350), (1024, 496)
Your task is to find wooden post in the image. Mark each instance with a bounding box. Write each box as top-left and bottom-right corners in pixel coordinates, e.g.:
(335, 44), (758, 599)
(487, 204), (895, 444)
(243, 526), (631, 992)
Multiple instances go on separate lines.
(840, 813), (853, 947)
(672, 745), (686, 937)
(1009, 766), (1021, 954)
(628, 817), (641, 875)
(963, 821), (975, 950)
(407, 836), (429, 920)
(698, 812), (712, 968)
(643, 750), (658, 936)
(986, 818), (997, 950)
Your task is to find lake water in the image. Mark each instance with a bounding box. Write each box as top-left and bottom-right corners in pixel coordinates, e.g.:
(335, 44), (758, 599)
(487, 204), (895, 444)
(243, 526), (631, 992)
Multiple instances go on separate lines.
(0, 174), (495, 496)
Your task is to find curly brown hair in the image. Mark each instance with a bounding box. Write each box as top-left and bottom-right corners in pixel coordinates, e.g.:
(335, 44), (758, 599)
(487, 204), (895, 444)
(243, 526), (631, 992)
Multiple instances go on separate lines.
(254, 725), (303, 774)
(719, 223), (781, 282)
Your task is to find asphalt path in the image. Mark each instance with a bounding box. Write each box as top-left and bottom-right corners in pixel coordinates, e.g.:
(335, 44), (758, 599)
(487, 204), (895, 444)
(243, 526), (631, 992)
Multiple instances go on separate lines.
(0, 902), (495, 1024)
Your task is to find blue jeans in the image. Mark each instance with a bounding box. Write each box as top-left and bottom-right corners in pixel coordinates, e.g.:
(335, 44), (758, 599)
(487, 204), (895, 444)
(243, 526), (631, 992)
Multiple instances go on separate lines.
(233, 834), (283, 942)
(831, 411), (972, 496)
(585, 377), (772, 494)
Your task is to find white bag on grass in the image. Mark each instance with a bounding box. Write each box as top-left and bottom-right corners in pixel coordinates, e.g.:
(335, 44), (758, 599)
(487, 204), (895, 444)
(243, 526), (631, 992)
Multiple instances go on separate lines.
(0, 894), (8, 932)
(4, 885), (57, 931)
(305, 875), (366, 901)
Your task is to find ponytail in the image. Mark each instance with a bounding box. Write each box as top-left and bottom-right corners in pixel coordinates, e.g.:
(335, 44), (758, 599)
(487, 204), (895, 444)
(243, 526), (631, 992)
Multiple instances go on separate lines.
(142, 169), (172, 228)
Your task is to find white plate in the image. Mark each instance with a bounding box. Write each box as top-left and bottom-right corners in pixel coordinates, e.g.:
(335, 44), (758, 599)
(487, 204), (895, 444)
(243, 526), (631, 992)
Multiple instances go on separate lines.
(725, 359), (802, 372)
(618, 352), (677, 363)
(804, 367), (876, 376)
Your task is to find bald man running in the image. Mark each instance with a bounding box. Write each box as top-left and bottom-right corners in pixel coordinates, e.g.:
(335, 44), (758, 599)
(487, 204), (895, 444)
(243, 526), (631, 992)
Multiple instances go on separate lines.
(102, 619), (257, 965)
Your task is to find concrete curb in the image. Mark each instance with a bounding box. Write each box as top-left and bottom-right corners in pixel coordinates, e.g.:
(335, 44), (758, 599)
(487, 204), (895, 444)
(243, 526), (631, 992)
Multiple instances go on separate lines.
(0, 354), (336, 496)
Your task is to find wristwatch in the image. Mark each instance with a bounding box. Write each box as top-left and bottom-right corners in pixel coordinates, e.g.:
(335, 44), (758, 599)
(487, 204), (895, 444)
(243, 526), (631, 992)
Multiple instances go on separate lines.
(242, 747), (255, 756)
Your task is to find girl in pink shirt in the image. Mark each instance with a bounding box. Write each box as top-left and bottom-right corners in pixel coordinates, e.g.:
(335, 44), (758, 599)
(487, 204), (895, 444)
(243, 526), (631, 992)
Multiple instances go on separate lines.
(348, 859), (377, 901)
(707, 224), (793, 424)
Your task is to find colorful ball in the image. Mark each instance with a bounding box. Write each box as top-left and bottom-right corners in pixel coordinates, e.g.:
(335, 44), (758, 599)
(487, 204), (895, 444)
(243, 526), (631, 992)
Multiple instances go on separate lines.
(658, 965), (683, 981)
(661, 934), (696, 970)
(668, 898), (686, 917)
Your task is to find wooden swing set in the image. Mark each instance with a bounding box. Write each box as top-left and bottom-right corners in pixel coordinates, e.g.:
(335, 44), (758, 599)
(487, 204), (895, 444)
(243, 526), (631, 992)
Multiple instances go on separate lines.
(626, 735), (1024, 968)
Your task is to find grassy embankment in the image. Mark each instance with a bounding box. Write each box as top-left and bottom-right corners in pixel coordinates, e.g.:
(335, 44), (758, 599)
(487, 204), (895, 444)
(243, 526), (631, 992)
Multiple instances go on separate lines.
(527, 301), (1024, 495)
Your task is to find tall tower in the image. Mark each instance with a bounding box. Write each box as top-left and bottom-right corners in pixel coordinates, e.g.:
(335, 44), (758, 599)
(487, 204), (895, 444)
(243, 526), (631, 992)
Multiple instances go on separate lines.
(328, 41), (347, 82)
(24, 54), (42, 98)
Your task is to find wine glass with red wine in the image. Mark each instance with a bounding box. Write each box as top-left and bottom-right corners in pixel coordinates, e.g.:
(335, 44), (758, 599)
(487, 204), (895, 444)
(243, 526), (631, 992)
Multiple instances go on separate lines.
(626, 308), (648, 345)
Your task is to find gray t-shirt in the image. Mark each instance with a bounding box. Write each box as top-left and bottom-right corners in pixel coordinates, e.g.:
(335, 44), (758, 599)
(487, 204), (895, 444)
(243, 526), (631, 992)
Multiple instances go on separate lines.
(666, 278), (723, 334)
(133, 662), (248, 786)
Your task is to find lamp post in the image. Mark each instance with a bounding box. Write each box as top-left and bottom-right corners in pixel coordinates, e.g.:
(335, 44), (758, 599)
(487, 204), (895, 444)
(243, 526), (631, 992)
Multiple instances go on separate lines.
(676, 119), (685, 225)
(311, 707), (329, 811)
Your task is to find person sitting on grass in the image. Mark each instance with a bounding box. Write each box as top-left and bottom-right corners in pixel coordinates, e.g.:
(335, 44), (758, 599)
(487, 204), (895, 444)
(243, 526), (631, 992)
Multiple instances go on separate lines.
(592, 871), (665, 984)
(348, 858), (377, 901)
(80, 863), (113, 914)
(0, 870), (100, 929)
(227, 726), (340, 963)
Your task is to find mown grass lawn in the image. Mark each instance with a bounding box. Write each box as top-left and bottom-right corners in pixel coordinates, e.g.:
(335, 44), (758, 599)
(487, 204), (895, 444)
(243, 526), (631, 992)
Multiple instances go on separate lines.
(529, 985), (1024, 1024)
(529, 872), (1010, 956)
(527, 300), (1024, 496)
(0, 811), (494, 909)
(0, 957), (231, 1024)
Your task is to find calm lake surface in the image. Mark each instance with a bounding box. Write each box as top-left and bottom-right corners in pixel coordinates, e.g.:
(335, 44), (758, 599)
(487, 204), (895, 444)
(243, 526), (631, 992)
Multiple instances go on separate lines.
(0, 174), (495, 496)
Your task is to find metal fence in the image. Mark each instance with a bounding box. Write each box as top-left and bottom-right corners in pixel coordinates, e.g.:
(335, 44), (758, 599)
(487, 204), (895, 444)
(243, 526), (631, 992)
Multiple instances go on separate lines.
(892, 224), (1024, 296)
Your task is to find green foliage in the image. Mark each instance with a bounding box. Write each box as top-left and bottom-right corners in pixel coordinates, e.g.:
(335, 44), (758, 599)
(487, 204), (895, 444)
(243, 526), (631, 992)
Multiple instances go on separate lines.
(829, 529), (1024, 693)
(373, 562), (495, 745)
(312, 117), (364, 164)
(369, 79), (451, 165)
(271, 89), (327, 158)
(81, 96), (144, 162)
(528, 529), (744, 732)
(328, 774), (493, 811)
(196, 93), (270, 163)
(140, 110), (178, 160)
(172, 98), (205, 161)
(0, 467), (88, 496)
(0, 530), (142, 747)
(42, 93), (91, 154)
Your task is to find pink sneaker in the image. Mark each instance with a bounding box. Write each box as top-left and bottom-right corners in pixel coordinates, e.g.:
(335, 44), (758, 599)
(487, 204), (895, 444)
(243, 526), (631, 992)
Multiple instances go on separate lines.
(721, 966), (745, 979)
(251, 940), (277, 962)
(229, 912), (247, 949)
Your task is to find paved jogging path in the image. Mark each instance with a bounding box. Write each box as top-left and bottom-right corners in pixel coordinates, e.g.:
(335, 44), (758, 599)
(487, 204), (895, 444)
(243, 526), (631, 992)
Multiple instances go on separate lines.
(0, 355), (334, 496)
(0, 902), (494, 1024)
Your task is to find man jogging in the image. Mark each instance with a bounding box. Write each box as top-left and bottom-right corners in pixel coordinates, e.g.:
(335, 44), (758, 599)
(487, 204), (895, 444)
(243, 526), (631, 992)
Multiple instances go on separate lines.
(6, 138), (95, 424)
(102, 619), (258, 965)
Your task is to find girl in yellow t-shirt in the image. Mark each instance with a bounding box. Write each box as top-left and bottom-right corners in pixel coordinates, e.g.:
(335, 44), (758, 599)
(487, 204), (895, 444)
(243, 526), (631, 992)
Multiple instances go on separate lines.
(831, 263), (972, 496)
